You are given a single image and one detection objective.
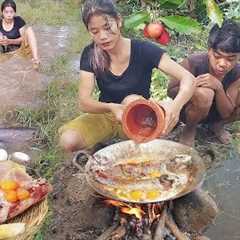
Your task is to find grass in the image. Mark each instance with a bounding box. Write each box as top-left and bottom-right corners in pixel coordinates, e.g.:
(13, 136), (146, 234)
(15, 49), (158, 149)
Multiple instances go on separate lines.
(18, 0), (82, 26)
(16, 77), (79, 176)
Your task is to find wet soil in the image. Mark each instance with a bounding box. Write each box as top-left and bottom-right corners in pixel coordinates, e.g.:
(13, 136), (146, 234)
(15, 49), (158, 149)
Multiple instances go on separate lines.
(45, 155), (114, 240)
(0, 127), (37, 152)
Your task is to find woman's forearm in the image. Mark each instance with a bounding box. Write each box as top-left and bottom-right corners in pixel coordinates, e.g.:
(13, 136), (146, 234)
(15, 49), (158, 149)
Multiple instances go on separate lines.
(173, 74), (195, 109)
(79, 97), (113, 114)
(7, 37), (22, 45)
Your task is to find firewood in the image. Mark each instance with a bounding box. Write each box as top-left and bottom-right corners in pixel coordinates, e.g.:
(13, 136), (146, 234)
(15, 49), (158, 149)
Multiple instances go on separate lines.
(153, 206), (167, 240)
(111, 224), (127, 240)
(97, 224), (118, 240)
(142, 231), (152, 240)
(165, 214), (190, 240)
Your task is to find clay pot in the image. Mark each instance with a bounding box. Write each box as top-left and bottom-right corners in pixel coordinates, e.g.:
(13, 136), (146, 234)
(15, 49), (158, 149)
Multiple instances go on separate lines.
(122, 99), (165, 143)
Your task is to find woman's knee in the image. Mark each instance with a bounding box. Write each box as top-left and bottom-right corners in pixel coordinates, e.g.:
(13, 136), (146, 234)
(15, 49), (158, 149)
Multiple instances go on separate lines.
(59, 130), (86, 152)
(23, 26), (36, 42)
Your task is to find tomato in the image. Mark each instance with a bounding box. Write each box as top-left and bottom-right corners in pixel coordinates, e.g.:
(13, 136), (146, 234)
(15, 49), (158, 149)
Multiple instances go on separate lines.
(4, 190), (18, 203)
(17, 188), (30, 201)
(157, 28), (171, 45)
(143, 25), (150, 38)
(146, 22), (163, 39)
(0, 180), (19, 191)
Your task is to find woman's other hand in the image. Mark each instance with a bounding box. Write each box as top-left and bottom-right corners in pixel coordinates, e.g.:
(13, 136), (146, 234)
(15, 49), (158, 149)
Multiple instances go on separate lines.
(109, 103), (125, 122)
(161, 100), (181, 135)
(0, 36), (9, 46)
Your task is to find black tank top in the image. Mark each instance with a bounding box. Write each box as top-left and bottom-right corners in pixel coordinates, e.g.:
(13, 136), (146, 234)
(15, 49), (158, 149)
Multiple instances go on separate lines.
(80, 39), (165, 103)
(188, 53), (240, 122)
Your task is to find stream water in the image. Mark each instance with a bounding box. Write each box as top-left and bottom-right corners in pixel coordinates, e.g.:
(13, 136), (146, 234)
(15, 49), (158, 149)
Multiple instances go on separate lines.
(204, 149), (240, 239)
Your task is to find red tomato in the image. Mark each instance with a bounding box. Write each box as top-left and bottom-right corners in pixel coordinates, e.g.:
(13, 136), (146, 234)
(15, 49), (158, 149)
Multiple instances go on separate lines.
(146, 22), (163, 39)
(143, 25), (150, 38)
(157, 28), (171, 45)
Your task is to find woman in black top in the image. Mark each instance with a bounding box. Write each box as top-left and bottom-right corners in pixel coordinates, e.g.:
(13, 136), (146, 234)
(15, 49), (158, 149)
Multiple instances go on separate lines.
(0, 0), (39, 67)
(59, 0), (196, 152)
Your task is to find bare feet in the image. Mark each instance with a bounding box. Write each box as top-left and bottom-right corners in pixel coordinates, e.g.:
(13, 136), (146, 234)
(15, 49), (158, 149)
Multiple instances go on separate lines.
(211, 122), (232, 144)
(179, 124), (197, 147)
(32, 58), (40, 70)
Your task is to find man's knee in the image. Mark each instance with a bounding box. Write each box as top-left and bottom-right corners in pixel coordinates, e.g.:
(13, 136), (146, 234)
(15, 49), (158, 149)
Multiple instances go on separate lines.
(191, 87), (215, 112)
(59, 130), (86, 152)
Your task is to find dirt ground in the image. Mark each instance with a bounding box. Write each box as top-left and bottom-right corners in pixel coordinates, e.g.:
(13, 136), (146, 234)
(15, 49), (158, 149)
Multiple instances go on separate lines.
(45, 125), (235, 240)
(45, 156), (114, 240)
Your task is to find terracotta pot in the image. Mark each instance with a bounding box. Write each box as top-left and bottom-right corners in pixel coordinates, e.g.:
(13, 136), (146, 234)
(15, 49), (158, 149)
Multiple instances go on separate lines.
(122, 99), (165, 143)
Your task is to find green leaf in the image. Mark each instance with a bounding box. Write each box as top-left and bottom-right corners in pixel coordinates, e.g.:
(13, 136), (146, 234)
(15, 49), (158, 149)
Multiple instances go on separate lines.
(124, 11), (150, 30)
(34, 232), (44, 240)
(204, 0), (223, 27)
(158, 0), (183, 5)
(159, 15), (202, 34)
(158, 0), (185, 9)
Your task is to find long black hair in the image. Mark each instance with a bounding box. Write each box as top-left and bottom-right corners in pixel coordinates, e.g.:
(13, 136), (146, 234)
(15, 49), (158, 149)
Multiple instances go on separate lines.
(82, 0), (120, 73)
(1, 0), (16, 12)
(208, 20), (240, 53)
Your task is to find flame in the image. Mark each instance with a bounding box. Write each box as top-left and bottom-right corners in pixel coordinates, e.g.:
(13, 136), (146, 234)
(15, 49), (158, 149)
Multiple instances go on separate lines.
(121, 207), (145, 219)
(105, 199), (127, 207)
(105, 199), (145, 219)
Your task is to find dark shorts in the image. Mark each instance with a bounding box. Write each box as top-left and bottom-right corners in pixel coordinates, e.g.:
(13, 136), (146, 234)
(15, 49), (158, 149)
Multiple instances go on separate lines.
(0, 45), (20, 53)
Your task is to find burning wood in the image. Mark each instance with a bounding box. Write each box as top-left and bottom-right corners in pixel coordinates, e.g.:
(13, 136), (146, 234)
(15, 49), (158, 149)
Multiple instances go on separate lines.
(153, 205), (167, 240)
(165, 214), (190, 240)
(100, 199), (192, 240)
(97, 187), (216, 240)
(111, 218), (127, 240)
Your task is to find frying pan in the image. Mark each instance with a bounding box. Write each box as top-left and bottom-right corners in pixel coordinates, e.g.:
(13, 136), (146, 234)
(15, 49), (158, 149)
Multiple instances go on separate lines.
(76, 139), (206, 203)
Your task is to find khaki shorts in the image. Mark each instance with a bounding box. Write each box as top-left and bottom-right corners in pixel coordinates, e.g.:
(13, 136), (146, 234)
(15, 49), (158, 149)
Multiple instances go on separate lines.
(59, 112), (127, 149)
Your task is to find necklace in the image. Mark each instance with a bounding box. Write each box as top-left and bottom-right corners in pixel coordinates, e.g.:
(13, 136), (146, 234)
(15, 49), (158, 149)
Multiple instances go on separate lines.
(2, 19), (14, 31)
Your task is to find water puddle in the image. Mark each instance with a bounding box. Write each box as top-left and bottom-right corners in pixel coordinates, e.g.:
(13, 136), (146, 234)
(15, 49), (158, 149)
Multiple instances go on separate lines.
(204, 149), (240, 239)
(0, 127), (37, 150)
(0, 25), (70, 153)
(0, 25), (70, 113)
(35, 25), (70, 65)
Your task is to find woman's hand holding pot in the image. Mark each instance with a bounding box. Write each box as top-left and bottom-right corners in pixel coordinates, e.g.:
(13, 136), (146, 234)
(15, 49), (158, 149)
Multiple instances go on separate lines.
(109, 103), (125, 122)
(161, 100), (181, 135)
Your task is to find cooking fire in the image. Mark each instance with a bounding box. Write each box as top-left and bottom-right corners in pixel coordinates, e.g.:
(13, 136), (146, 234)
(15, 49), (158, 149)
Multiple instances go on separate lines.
(100, 199), (191, 240)
(84, 140), (218, 240)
